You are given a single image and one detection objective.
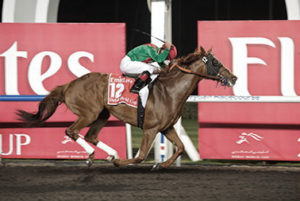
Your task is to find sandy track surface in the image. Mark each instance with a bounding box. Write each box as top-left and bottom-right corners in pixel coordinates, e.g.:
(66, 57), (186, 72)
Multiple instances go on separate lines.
(1, 161), (299, 201)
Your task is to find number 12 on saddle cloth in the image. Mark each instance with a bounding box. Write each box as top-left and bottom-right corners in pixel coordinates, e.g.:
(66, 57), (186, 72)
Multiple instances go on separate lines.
(107, 73), (138, 108)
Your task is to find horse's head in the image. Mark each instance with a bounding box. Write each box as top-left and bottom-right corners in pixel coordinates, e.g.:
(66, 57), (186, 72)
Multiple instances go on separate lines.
(199, 46), (237, 87)
(168, 47), (237, 87)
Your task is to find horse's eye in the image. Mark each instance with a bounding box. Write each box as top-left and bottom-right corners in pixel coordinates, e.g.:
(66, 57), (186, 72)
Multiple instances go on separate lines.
(212, 59), (218, 66)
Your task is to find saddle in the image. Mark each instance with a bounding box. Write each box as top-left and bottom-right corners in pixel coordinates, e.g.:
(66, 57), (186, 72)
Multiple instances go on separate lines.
(122, 73), (155, 89)
(108, 73), (156, 128)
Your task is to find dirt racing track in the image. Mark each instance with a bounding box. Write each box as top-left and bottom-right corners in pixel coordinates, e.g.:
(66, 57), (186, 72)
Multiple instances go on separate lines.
(1, 161), (299, 201)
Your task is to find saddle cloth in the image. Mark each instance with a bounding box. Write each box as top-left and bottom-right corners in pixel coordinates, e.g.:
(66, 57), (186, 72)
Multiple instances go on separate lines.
(107, 73), (138, 108)
(107, 73), (158, 109)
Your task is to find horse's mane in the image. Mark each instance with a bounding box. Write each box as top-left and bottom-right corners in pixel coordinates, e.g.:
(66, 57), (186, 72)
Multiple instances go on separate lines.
(161, 49), (204, 76)
(177, 50), (203, 67)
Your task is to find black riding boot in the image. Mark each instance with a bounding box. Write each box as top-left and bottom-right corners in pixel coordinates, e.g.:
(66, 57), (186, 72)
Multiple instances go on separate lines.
(130, 71), (152, 94)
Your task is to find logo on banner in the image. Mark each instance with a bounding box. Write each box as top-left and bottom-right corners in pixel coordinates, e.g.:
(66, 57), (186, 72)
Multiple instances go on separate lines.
(61, 134), (85, 144)
(231, 132), (270, 159)
(236, 132), (263, 144)
(107, 74), (138, 108)
(58, 134), (89, 158)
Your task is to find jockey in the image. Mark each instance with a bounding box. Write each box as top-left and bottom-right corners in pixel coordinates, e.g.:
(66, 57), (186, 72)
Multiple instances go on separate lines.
(120, 42), (177, 93)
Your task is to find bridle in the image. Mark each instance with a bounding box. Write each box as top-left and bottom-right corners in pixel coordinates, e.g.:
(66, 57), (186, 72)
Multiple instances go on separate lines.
(169, 63), (220, 81)
(169, 53), (229, 85)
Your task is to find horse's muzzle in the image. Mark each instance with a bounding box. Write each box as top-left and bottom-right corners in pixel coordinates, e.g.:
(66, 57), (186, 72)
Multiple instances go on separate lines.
(227, 76), (237, 87)
(218, 74), (237, 87)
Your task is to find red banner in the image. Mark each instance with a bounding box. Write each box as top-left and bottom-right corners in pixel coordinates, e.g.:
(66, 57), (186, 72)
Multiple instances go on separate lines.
(0, 127), (126, 159)
(198, 20), (300, 161)
(0, 23), (127, 159)
(199, 128), (300, 161)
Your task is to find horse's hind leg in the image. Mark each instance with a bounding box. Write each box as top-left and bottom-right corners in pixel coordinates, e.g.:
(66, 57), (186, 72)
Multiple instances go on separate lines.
(65, 114), (99, 165)
(84, 108), (119, 162)
(84, 108), (110, 145)
(152, 127), (184, 170)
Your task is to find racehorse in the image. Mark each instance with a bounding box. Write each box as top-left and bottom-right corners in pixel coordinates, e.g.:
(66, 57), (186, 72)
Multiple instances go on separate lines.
(17, 46), (237, 170)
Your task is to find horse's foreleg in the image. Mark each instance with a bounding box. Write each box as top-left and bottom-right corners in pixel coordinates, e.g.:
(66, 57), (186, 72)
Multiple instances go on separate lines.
(113, 129), (157, 167)
(153, 127), (184, 170)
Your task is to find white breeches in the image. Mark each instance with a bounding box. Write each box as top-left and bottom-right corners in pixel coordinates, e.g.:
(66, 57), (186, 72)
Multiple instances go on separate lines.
(120, 56), (159, 74)
(120, 56), (159, 108)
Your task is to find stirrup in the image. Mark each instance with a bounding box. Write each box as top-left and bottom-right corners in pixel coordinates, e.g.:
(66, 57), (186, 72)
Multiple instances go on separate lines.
(130, 71), (152, 94)
(130, 78), (145, 94)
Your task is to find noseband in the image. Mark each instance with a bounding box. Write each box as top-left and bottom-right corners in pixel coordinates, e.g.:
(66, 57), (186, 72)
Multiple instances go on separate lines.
(169, 53), (226, 82)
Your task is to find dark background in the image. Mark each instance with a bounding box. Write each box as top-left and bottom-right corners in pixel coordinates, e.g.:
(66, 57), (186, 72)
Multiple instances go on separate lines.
(57, 0), (286, 55)
(0, 0), (287, 57)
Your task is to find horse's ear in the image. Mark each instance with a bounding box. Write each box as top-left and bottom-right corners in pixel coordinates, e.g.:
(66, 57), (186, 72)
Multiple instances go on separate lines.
(200, 46), (206, 55)
(207, 48), (212, 54)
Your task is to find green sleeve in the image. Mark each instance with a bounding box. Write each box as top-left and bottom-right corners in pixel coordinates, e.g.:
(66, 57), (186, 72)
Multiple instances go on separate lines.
(146, 46), (170, 63)
(127, 45), (170, 63)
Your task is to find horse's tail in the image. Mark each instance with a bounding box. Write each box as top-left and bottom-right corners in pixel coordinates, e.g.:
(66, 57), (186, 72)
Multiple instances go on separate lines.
(16, 85), (66, 126)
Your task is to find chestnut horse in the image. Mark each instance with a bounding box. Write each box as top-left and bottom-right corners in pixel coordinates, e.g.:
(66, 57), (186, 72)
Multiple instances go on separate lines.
(17, 47), (237, 170)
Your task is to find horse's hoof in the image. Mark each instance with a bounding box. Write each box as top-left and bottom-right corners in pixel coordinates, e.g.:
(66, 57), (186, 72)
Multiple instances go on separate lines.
(151, 163), (161, 171)
(86, 152), (94, 168)
(113, 159), (120, 167)
(86, 158), (93, 168)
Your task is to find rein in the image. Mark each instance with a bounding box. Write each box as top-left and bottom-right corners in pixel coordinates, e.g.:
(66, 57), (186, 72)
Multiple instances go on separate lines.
(169, 63), (221, 81)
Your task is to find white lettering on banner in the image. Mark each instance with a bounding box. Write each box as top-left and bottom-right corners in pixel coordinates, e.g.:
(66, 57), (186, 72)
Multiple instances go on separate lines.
(229, 37), (298, 96)
(229, 37), (275, 96)
(0, 42), (94, 95)
(298, 138), (300, 158)
(15, 134), (31, 155)
(29, 51), (62, 95)
(0, 134), (13, 155)
(278, 37), (297, 96)
(68, 51), (93, 77)
(0, 42), (28, 95)
(0, 134), (31, 155)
